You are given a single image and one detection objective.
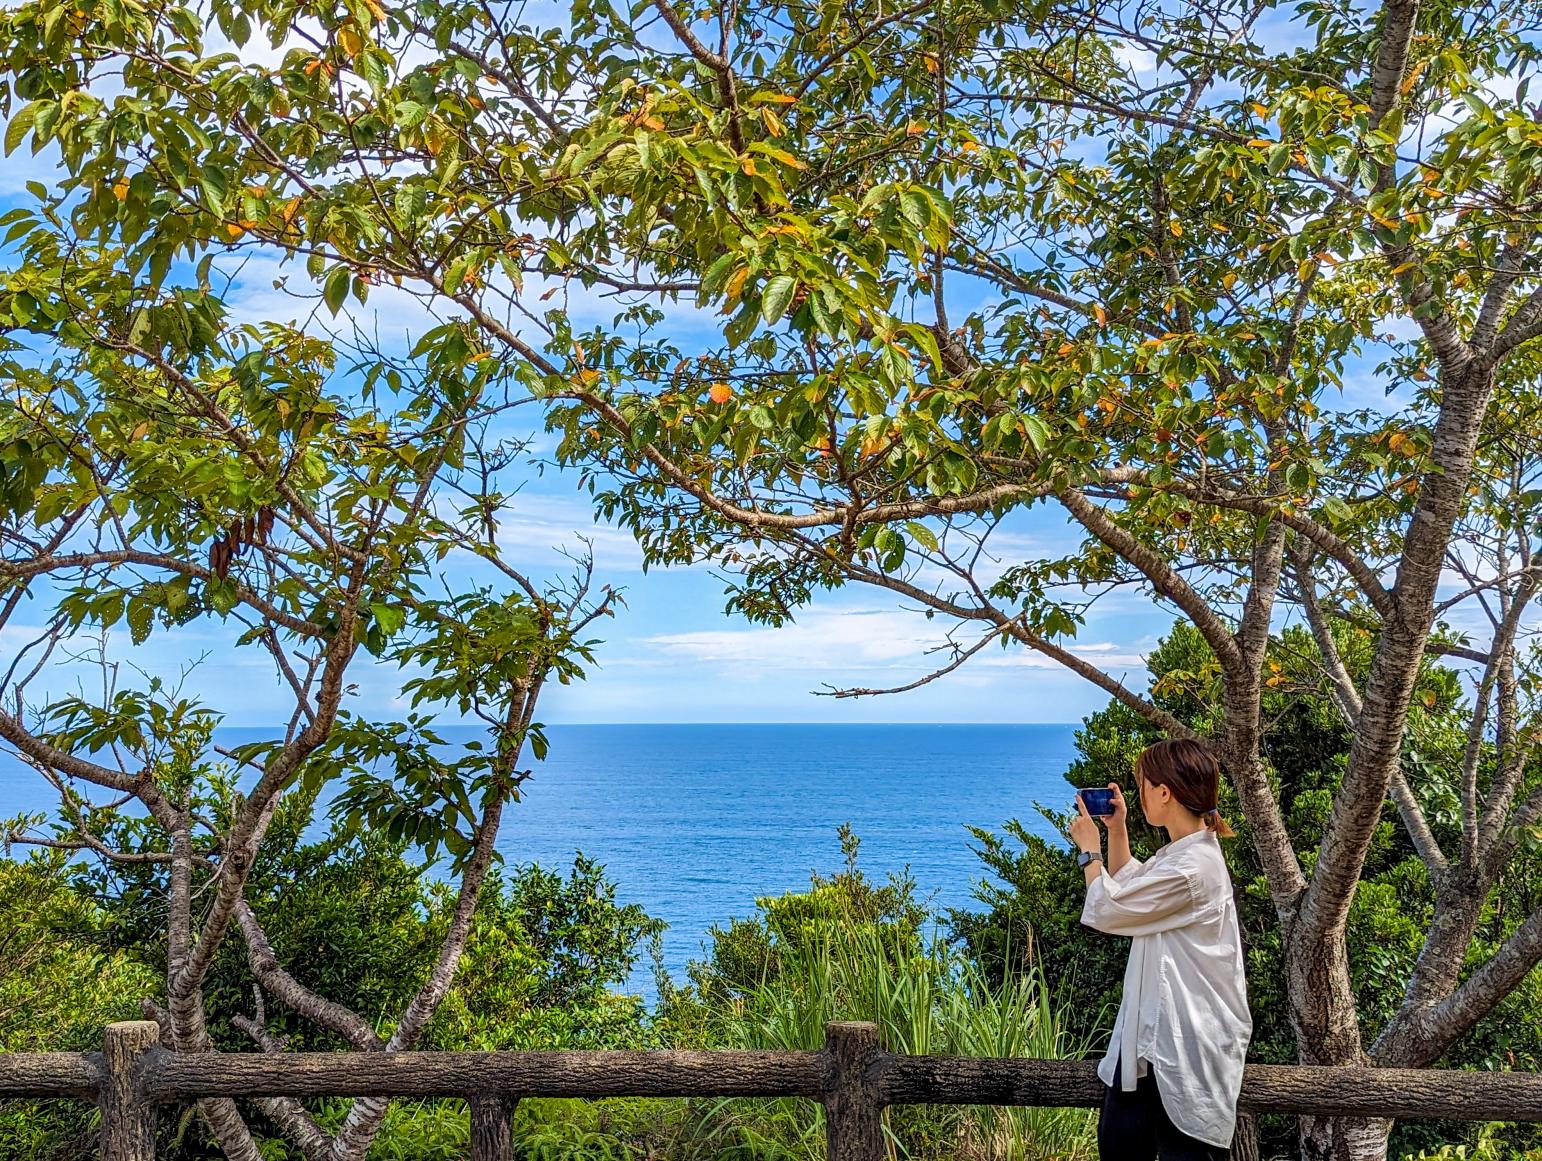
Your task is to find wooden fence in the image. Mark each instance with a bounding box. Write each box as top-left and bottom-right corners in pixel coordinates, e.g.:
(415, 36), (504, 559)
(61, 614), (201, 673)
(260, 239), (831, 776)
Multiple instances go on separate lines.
(3, 1020), (1542, 1160)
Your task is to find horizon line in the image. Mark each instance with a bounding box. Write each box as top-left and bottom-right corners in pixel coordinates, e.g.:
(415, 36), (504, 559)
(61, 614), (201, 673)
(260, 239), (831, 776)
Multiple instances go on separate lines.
(207, 720), (1084, 728)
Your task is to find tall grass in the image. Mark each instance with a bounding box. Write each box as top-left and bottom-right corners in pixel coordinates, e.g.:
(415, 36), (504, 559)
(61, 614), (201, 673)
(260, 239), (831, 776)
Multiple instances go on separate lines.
(697, 921), (1098, 1161)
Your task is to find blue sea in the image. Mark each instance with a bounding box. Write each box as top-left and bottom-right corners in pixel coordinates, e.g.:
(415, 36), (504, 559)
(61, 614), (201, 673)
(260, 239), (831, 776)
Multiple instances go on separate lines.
(0, 723), (1081, 999)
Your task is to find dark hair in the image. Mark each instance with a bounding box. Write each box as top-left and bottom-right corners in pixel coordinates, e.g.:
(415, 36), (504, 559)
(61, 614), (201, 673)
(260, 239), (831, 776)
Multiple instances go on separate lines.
(1136, 739), (1235, 838)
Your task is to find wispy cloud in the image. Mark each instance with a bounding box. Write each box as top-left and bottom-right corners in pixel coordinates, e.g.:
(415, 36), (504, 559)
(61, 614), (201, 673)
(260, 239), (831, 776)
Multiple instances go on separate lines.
(642, 605), (1156, 679)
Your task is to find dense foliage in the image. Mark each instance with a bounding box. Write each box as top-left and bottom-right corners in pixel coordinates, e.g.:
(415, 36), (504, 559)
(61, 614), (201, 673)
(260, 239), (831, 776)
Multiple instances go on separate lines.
(0, 825), (1100, 1161)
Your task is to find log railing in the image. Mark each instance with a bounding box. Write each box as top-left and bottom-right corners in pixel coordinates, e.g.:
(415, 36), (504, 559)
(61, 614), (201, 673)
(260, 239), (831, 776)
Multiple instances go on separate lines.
(3, 1020), (1542, 1160)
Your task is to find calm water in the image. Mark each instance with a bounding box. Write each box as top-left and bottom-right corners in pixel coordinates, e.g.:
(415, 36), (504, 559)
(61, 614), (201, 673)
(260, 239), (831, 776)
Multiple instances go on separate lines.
(0, 723), (1080, 998)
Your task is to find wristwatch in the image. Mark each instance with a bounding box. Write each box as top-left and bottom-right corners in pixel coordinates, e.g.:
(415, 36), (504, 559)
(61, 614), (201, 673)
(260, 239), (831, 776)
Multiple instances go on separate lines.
(1077, 849), (1103, 870)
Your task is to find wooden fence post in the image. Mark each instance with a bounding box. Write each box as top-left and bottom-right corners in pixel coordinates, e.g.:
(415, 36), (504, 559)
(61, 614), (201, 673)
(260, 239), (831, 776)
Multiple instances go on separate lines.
(1231, 1110), (1261, 1161)
(101, 1020), (160, 1161)
(469, 1094), (518, 1161)
(823, 1021), (884, 1161)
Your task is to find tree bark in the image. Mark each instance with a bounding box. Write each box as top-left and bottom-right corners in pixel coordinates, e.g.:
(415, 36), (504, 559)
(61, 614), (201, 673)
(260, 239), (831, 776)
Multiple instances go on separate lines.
(1297, 1113), (1393, 1161)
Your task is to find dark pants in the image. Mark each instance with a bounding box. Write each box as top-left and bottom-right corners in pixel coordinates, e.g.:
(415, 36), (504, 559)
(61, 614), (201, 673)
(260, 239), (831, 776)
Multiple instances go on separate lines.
(1098, 1060), (1230, 1161)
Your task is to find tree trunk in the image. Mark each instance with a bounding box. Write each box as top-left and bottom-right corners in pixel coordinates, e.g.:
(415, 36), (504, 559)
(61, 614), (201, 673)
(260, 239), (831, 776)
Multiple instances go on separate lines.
(1285, 923), (1387, 1159)
(1298, 1113), (1393, 1161)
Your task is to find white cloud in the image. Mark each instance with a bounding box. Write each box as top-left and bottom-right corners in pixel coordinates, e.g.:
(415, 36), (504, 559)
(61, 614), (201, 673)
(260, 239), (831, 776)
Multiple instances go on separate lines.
(1111, 42), (1159, 75)
(643, 605), (1155, 679)
(491, 491), (648, 573)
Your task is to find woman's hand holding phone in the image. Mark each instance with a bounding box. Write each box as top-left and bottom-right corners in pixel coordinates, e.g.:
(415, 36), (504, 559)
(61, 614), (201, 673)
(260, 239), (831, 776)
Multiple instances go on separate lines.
(1098, 782), (1128, 829)
(1070, 795), (1101, 854)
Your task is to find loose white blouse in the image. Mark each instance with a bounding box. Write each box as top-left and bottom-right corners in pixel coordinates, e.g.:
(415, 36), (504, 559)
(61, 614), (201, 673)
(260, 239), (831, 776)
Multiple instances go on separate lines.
(1080, 827), (1252, 1148)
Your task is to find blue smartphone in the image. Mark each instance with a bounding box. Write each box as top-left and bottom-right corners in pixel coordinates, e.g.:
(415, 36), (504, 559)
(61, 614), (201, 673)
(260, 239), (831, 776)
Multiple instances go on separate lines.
(1079, 788), (1116, 816)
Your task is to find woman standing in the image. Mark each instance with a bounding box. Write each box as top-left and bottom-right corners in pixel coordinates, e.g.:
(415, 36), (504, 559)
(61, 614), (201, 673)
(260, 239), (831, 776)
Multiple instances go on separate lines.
(1068, 738), (1252, 1161)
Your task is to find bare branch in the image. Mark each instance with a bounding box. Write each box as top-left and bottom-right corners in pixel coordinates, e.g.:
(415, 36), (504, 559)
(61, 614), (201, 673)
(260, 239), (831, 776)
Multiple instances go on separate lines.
(1058, 488), (1246, 673)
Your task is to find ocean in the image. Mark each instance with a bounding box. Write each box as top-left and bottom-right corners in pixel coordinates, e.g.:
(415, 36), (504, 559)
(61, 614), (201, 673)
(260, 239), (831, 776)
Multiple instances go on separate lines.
(0, 723), (1081, 999)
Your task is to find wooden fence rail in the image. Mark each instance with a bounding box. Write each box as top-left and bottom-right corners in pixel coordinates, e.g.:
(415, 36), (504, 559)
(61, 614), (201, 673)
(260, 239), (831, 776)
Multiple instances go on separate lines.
(3, 1020), (1542, 1160)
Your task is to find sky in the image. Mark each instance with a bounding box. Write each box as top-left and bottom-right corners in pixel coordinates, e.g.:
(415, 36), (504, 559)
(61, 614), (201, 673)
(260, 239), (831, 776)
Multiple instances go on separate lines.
(0, 7), (1511, 730)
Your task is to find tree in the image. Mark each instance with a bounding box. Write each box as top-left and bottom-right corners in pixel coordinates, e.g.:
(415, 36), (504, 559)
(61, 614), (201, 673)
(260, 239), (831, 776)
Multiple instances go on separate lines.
(5, 0), (1541, 1156)
(0, 226), (617, 1157)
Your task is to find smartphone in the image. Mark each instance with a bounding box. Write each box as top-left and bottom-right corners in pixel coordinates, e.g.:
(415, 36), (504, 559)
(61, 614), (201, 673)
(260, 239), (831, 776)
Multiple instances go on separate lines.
(1079, 788), (1116, 816)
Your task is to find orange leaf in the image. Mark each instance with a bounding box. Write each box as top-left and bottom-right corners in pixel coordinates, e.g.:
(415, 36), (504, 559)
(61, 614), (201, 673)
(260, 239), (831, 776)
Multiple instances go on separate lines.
(708, 383), (733, 404)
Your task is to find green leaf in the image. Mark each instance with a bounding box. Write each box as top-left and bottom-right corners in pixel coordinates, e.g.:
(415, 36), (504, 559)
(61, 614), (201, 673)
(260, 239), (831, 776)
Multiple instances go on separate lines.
(393, 100), (428, 128)
(371, 602), (406, 635)
(324, 267), (352, 315)
(760, 274), (797, 324)
(906, 521), (938, 552)
(4, 103), (38, 156)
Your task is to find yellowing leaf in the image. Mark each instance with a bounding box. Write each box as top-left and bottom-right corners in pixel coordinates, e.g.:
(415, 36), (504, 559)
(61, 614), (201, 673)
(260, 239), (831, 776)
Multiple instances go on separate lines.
(724, 266), (749, 306)
(1092, 303), (1108, 327)
(1399, 56), (1430, 96)
(905, 120), (925, 137)
(111, 179), (130, 200)
(1245, 137), (1273, 148)
(1169, 219), (1183, 237)
(224, 222), (246, 240)
(337, 25), (363, 57)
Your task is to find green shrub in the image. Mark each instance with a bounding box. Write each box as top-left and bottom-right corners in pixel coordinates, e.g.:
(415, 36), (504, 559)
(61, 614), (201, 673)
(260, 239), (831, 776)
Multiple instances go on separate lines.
(0, 854), (160, 1160)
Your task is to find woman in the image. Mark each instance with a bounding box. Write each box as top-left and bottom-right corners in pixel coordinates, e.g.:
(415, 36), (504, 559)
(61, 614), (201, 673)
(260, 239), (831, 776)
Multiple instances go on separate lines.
(1068, 738), (1252, 1161)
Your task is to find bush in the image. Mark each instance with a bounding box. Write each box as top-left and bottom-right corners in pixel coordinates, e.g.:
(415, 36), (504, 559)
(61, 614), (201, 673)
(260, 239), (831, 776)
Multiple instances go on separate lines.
(0, 854), (160, 1160)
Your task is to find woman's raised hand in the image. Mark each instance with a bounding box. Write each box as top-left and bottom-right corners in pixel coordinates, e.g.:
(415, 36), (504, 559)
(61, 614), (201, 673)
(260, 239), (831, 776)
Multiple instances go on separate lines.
(1070, 794), (1101, 854)
(1100, 782), (1129, 829)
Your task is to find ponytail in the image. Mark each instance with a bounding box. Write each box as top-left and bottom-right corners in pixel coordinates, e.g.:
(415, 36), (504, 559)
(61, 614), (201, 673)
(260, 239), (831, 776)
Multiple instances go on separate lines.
(1202, 806), (1236, 839)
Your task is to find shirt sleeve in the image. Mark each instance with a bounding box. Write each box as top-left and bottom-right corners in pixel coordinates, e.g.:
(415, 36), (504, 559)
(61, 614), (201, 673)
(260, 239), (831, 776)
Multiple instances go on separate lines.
(1080, 861), (1199, 937)
(1110, 855), (1144, 884)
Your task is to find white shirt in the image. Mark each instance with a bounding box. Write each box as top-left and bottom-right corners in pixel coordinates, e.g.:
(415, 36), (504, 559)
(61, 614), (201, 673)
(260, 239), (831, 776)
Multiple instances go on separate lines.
(1080, 828), (1252, 1148)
